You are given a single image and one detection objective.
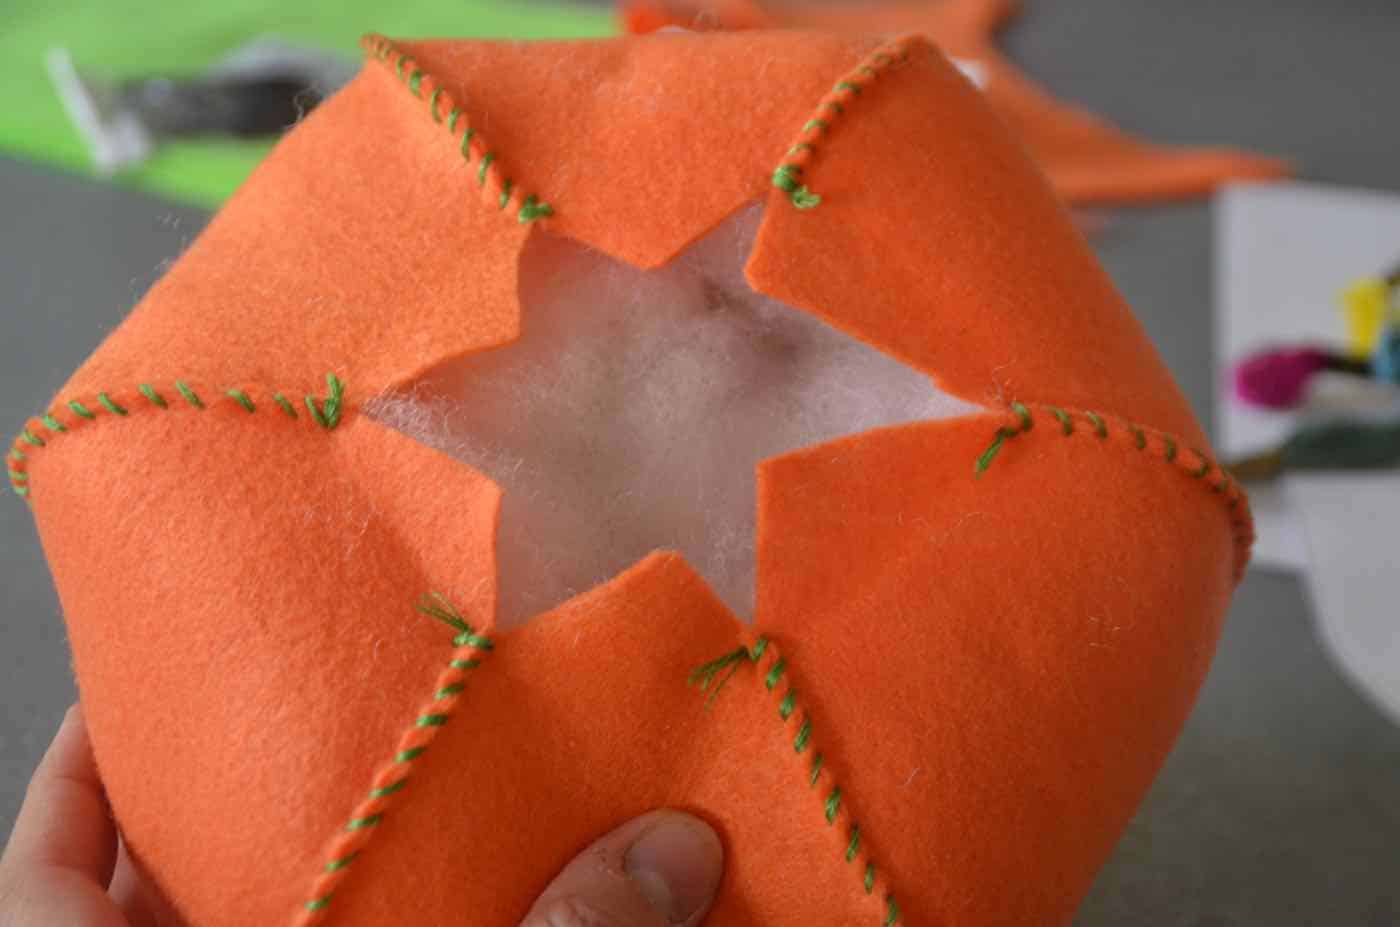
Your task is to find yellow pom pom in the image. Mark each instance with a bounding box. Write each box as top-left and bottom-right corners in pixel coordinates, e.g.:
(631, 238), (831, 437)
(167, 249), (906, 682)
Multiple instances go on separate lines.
(1339, 276), (1392, 358)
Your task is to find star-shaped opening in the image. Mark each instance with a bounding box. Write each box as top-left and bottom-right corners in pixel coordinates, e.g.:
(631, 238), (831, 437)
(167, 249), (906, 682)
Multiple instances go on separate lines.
(369, 205), (979, 626)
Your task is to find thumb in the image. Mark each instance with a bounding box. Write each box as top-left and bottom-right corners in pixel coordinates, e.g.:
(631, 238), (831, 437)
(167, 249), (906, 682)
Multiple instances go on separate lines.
(519, 810), (723, 927)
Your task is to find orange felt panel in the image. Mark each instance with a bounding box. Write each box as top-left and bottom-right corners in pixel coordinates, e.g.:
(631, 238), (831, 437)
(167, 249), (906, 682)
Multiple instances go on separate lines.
(747, 40), (1205, 442)
(27, 401), (500, 926)
(395, 30), (880, 269)
(64, 62), (529, 401)
(754, 413), (1240, 923)
(944, 37), (1289, 206)
(621, 0), (1290, 206)
(328, 553), (890, 926)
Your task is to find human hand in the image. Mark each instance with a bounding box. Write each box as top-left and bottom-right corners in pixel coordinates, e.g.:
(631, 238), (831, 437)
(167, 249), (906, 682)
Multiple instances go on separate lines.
(518, 811), (723, 926)
(2, 706), (724, 927)
(0, 705), (146, 926)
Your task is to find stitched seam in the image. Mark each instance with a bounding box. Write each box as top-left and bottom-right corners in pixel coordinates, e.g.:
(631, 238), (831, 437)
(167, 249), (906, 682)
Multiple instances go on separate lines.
(974, 403), (1254, 581)
(293, 594), (494, 925)
(362, 34), (556, 225)
(772, 35), (923, 210)
(7, 374), (345, 501)
(690, 638), (901, 925)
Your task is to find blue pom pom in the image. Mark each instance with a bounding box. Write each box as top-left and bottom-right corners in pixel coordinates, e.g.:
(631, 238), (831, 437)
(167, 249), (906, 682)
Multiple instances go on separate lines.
(1374, 324), (1400, 385)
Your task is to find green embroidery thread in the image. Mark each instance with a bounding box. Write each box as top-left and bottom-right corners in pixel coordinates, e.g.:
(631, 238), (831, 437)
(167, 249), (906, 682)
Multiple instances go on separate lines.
(227, 390), (257, 413)
(8, 374), (348, 500)
(174, 380), (204, 409)
(971, 402), (1252, 579)
(67, 400), (97, 421)
(772, 164), (821, 210)
(304, 373), (345, 430)
(973, 401), (1033, 474)
(363, 34), (556, 226)
(518, 196), (554, 222)
(138, 384), (168, 408)
(294, 593), (493, 924)
(690, 637), (901, 925)
(773, 35), (921, 209)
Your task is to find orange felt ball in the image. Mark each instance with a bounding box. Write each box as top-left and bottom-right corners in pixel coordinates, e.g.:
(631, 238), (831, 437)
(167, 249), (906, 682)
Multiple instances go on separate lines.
(10, 30), (1250, 927)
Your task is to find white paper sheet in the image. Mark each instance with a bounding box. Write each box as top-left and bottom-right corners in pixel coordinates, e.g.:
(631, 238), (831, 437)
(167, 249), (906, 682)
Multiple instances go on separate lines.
(1215, 181), (1400, 724)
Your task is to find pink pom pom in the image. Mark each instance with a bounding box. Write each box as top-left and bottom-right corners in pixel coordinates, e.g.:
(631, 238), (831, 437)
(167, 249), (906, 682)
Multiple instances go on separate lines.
(1233, 347), (1331, 409)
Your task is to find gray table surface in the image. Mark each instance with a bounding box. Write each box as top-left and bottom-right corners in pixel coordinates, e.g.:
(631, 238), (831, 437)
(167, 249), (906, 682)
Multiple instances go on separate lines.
(3, 1), (1398, 922)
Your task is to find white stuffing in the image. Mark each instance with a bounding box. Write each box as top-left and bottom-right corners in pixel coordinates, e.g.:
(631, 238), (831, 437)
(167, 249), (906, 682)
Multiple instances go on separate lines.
(368, 204), (979, 626)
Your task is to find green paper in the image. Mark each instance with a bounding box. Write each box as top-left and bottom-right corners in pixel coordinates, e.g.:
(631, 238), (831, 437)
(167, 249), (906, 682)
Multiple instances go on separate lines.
(2, 0), (615, 206)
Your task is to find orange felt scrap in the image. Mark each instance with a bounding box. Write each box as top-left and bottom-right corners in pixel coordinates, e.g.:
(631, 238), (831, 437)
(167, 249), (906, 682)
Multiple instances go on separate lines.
(622, 0), (1291, 205)
(9, 29), (1251, 927)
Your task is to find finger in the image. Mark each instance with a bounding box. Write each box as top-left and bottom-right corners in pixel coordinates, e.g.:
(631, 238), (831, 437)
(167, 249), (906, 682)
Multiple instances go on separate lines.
(1, 705), (117, 885)
(109, 840), (155, 927)
(110, 838), (185, 927)
(519, 810), (722, 927)
(0, 867), (129, 927)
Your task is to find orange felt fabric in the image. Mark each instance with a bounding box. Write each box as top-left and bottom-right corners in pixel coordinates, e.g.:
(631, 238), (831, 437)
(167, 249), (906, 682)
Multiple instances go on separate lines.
(328, 552), (899, 926)
(63, 59), (529, 402)
(394, 30), (881, 269)
(12, 29), (1250, 927)
(28, 407), (500, 924)
(756, 417), (1238, 924)
(622, 0), (1291, 206)
(747, 38), (1206, 443)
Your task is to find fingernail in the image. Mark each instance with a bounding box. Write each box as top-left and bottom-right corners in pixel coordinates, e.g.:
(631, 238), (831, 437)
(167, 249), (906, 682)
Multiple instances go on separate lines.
(623, 813), (723, 924)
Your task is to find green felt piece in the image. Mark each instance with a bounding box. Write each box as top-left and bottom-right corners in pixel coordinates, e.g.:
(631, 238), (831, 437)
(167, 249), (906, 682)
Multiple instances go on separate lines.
(2, 0), (615, 206)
